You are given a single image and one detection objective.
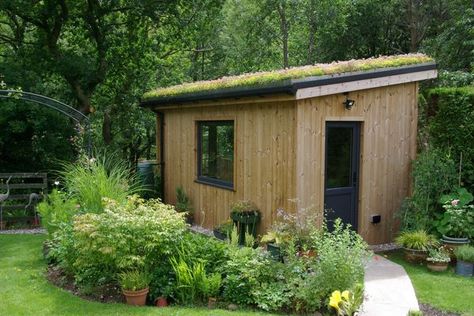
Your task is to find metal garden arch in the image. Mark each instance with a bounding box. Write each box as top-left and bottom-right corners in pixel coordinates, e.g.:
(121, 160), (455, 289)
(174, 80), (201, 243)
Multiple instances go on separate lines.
(0, 90), (92, 155)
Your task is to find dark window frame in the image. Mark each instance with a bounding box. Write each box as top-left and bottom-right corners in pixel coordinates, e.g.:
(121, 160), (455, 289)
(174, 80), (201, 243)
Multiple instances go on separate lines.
(196, 120), (234, 190)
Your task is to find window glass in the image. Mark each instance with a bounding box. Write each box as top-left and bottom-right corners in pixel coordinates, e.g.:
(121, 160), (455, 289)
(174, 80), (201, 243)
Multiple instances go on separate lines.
(326, 126), (352, 188)
(198, 121), (234, 187)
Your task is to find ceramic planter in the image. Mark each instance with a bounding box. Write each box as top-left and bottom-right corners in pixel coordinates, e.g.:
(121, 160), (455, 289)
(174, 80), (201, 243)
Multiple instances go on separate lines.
(230, 212), (260, 245)
(155, 296), (168, 307)
(442, 236), (470, 262)
(123, 287), (149, 306)
(267, 243), (283, 261)
(455, 260), (474, 277)
(426, 261), (449, 272)
(213, 229), (227, 241)
(403, 248), (428, 264)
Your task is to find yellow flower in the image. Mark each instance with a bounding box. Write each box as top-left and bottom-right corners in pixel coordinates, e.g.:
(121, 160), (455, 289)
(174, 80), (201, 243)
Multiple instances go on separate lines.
(342, 290), (350, 301)
(329, 290), (342, 310)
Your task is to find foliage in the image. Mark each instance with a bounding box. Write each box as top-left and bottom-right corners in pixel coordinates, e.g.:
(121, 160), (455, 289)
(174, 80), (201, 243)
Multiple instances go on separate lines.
(395, 230), (438, 251)
(309, 219), (370, 301)
(328, 284), (364, 316)
(170, 256), (221, 304)
(260, 207), (321, 250)
(426, 247), (451, 263)
(37, 189), (78, 236)
(0, 234), (274, 316)
(423, 87), (474, 192)
(53, 196), (186, 287)
(214, 219), (234, 237)
(143, 54), (432, 99)
(454, 245), (474, 263)
(435, 190), (474, 238)
(436, 71), (474, 88)
(61, 153), (141, 213)
(398, 148), (457, 231)
(175, 186), (193, 214)
(118, 270), (151, 291)
(230, 200), (259, 214)
(407, 311), (423, 316)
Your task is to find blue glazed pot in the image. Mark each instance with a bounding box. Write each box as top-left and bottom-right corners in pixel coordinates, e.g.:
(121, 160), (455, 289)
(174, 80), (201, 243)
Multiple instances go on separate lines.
(455, 260), (474, 277)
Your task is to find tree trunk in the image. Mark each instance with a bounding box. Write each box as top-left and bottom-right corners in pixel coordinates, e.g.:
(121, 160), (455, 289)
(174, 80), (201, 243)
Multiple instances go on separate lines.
(102, 111), (112, 145)
(277, 2), (289, 68)
(306, 0), (317, 64)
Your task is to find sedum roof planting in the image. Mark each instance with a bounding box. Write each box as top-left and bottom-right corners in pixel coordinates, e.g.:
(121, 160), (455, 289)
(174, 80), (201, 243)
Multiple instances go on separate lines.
(142, 54), (433, 102)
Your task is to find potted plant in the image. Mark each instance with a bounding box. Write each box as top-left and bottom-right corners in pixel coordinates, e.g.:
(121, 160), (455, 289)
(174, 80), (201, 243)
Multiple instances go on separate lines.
(230, 200), (260, 245)
(436, 188), (473, 247)
(454, 245), (474, 277)
(426, 247), (451, 272)
(213, 220), (234, 240)
(261, 230), (290, 261)
(395, 230), (438, 264)
(175, 186), (194, 225)
(119, 270), (151, 306)
(154, 284), (173, 307)
(204, 273), (221, 309)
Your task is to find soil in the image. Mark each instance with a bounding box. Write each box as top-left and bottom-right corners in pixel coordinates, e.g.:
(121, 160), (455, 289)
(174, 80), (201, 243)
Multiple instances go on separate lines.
(420, 303), (460, 316)
(46, 265), (123, 303)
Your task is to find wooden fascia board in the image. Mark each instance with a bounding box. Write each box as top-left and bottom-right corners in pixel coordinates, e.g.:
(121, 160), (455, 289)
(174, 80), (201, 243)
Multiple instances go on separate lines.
(295, 69), (437, 100)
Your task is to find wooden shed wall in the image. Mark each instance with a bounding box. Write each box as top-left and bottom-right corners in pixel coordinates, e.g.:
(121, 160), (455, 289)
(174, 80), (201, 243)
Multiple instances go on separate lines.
(295, 82), (418, 244)
(161, 101), (297, 231)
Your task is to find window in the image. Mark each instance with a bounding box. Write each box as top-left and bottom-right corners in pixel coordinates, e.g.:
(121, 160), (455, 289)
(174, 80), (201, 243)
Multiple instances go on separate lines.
(197, 120), (234, 189)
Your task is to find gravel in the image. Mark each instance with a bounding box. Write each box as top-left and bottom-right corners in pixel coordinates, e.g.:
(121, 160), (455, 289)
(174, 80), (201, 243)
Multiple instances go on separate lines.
(0, 228), (46, 234)
(369, 243), (401, 252)
(189, 224), (214, 236)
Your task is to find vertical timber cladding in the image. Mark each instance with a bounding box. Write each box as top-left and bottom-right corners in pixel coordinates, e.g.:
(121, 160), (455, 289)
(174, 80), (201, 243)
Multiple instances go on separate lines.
(295, 82), (418, 244)
(162, 100), (297, 232)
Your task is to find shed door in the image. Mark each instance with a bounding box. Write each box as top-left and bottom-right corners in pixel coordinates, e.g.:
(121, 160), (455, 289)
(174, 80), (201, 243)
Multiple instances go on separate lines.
(324, 122), (360, 230)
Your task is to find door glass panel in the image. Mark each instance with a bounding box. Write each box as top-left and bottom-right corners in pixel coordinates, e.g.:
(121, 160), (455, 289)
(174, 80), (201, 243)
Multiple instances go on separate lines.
(326, 127), (352, 188)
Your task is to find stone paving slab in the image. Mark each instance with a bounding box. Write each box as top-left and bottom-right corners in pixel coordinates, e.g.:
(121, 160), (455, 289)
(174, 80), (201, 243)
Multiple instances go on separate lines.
(360, 254), (419, 316)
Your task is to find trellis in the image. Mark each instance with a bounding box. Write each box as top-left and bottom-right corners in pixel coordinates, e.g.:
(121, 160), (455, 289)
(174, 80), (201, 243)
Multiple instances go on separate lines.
(0, 90), (92, 155)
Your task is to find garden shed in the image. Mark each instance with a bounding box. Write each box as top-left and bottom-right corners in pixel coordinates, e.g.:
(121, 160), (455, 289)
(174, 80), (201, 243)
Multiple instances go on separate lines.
(141, 54), (437, 244)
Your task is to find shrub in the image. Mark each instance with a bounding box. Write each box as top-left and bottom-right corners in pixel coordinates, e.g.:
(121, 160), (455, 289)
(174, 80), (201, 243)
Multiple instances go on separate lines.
(435, 190), (474, 239)
(175, 186), (193, 214)
(454, 245), (474, 263)
(423, 87), (474, 192)
(395, 230), (438, 251)
(309, 219), (370, 303)
(398, 148), (457, 231)
(61, 153), (141, 213)
(37, 189), (78, 236)
(63, 196), (186, 287)
(170, 256), (222, 304)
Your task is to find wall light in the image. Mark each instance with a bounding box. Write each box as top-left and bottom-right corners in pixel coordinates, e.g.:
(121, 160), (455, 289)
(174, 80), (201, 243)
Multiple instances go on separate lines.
(343, 93), (355, 110)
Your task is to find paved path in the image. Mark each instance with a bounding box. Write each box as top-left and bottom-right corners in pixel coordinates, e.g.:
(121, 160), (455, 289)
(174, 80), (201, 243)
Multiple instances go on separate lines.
(360, 254), (419, 316)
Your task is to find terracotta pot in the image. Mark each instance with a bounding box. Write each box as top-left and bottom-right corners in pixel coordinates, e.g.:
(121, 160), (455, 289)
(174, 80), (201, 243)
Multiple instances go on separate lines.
(155, 296), (168, 307)
(403, 248), (428, 264)
(208, 297), (217, 309)
(427, 261), (449, 272)
(123, 287), (149, 306)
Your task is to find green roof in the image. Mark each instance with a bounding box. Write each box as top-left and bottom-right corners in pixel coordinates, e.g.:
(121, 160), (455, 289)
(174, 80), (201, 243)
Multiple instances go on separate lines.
(143, 54), (433, 102)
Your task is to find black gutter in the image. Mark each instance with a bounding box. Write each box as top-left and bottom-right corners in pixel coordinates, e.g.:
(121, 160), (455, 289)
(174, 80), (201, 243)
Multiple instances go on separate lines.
(140, 62), (437, 108)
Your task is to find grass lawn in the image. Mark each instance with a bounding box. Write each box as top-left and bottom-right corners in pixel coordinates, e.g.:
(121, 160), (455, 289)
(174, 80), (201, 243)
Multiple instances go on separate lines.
(0, 234), (273, 316)
(384, 250), (474, 316)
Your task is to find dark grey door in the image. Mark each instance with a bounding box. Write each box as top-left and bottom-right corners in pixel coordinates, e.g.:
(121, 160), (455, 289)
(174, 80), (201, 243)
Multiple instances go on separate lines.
(324, 122), (360, 230)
